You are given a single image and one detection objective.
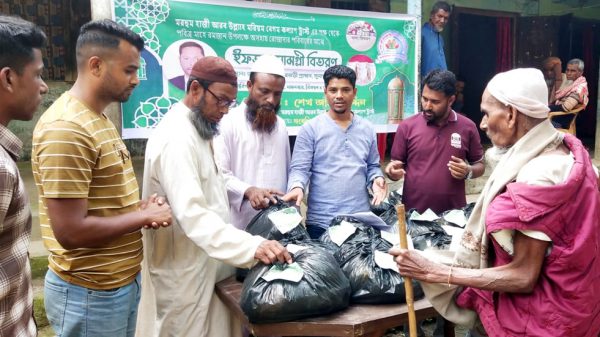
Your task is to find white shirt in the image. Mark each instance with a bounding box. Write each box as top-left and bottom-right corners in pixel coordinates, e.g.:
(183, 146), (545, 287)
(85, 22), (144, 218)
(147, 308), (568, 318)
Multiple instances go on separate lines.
(136, 102), (264, 337)
(214, 102), (291, 229)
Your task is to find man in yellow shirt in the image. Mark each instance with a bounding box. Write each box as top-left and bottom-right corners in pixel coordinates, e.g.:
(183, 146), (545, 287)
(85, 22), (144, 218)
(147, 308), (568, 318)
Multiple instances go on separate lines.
(32, 19), (172, 337)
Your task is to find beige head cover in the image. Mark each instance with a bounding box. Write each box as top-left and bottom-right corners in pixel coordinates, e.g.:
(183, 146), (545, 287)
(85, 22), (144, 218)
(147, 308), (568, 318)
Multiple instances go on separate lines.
(486, 68), (550, 118)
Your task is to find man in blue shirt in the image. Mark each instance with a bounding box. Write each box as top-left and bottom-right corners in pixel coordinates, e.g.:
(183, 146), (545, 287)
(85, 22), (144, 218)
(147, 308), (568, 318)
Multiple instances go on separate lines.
(283, 65), (387, 239)
(422, 1), (451, 78)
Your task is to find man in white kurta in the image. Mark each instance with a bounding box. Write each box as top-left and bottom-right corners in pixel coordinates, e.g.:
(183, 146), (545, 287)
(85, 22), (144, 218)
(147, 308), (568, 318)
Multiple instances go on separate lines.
(136, 56), (291, 337)
(214, 54), (290, 229)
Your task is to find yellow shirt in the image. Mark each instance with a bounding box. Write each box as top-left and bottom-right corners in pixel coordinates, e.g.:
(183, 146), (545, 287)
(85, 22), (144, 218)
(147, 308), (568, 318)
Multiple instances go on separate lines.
(32, 93), (141, 290)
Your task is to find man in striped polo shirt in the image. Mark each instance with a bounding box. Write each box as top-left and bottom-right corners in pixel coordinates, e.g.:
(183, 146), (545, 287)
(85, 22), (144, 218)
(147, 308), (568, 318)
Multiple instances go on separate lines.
(0, 15), (48, 337)
(31, 20), (172, 337)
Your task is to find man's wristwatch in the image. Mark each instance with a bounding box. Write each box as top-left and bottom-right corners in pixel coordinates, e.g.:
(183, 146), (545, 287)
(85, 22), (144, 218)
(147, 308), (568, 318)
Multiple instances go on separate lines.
(465, 165), (473, 180)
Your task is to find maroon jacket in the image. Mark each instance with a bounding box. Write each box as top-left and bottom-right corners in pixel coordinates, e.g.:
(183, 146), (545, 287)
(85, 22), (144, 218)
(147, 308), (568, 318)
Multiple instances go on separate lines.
(457, 134), (600, 337)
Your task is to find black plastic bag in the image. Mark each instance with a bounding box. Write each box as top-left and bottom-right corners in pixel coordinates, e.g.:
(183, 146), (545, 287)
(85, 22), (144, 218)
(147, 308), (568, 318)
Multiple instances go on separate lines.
(406, 209), (451, 250)
(335, 233), (423, 304)
(244, 198), (310, 242)
(463, 202), (475, 220)
(319, 215), (375, 252)
(370, 191), (403, 216)
(240, 245), (351, 323)
(321, 216), (423, 304)
(237, 199), (310, 281)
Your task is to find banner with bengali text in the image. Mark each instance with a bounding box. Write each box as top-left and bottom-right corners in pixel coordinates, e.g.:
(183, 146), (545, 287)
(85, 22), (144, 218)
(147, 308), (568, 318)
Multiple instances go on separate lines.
(113, 0), (418, 138)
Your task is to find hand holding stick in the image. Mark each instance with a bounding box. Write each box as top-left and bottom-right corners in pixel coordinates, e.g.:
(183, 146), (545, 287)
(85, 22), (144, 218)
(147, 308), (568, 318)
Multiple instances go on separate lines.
(396, 203), (417, 337)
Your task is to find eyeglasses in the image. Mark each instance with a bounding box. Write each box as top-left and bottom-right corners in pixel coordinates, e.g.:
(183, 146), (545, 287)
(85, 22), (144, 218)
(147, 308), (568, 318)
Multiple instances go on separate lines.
(205, 87), (237, 108)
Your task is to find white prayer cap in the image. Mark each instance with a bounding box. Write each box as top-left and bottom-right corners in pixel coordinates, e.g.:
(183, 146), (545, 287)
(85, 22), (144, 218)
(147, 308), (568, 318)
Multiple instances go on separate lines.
(486, 68), (550, 119)
(251, 54), (286, 78)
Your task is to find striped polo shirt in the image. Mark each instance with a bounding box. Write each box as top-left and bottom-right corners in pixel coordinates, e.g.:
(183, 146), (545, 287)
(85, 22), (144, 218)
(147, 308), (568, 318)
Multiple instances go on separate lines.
(32, 92), (142, 290)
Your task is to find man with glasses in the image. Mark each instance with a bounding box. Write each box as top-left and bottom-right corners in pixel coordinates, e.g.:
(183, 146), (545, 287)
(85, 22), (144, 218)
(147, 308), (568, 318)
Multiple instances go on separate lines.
(137, 56), (291, 337)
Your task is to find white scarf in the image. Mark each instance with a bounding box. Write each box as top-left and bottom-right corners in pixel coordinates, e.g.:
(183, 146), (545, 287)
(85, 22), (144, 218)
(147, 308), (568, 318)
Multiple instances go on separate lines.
(487, 68), (550, 119)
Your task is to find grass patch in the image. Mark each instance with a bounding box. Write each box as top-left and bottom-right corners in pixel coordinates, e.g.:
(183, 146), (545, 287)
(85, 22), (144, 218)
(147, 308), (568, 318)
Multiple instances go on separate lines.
(30, 256), (52, 334)
(30, 256), (48, 279)
(33, 296), (49, 327)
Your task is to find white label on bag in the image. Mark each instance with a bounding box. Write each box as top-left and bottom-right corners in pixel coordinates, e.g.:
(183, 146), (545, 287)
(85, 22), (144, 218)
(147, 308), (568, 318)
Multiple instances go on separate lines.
(261, 262), (304, 283)
(286, 244), (307, 254)
(381, 230), (414, 250)
(329, 220), (357, 246)
(380, 230), (400, 245)
(443, 209), (467, 228)
(409, 208), (439, 222)
(374, 250), (399, 273)
(267, 207), (303, 234)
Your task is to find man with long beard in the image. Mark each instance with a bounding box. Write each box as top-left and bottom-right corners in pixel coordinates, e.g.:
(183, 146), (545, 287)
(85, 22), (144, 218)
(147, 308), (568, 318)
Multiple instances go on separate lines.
(137, 56), (291, 337)
(214, 54), (290, 229)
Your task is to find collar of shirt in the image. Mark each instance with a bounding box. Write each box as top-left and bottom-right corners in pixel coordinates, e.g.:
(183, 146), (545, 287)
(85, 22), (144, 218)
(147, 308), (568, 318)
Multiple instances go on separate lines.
(0, 123), (22, 161)
(324, 111), (356, 130)
(423, 109), (458, 127)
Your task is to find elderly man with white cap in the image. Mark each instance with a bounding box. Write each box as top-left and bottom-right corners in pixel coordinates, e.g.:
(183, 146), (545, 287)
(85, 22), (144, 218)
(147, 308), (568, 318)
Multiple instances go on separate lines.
(214, 54), (290, 229)
(390, 68), (600, 337)
(137, 56), (291, 337)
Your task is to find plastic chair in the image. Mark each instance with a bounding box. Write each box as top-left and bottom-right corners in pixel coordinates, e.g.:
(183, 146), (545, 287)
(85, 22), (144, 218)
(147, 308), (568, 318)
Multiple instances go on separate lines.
(548, 105), (584, 135)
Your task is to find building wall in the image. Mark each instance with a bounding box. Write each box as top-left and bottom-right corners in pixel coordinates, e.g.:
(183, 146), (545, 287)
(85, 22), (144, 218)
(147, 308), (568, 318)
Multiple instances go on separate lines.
(0, 0), (91, 81)
(0, 1), (69, 80)
(539, 1), (600, 20)
(391, 0), (600, 19)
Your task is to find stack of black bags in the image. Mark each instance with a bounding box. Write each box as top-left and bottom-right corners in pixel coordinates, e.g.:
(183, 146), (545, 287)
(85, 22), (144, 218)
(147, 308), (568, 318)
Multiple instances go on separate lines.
(239, 200), (351, 323)
(320, 215), (424, 304)
(239, 195), (474, 323)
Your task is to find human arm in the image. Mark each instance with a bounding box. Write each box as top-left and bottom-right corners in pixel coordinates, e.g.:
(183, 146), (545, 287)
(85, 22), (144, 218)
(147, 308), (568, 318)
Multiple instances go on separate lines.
(387, 123), (408, 181)
(255, 240), (292, 265)
(550, 63), (563, 102)
(244, 187), (284, 209)
(45, 197), (172, 249)
(371, 176), (387, 205)
(0, 164), (16, 227)
(557, 94), (582, 111)
(35, 121), (172, 249)
(448, 156), (485, 180)
(156, 135), (290, 267)
(282, 125), (314, 206)
(448, 124), (486, 179)
(365, 129), (386, 205)
(390, 231), (548, 293)
(385, 160), (405, 181)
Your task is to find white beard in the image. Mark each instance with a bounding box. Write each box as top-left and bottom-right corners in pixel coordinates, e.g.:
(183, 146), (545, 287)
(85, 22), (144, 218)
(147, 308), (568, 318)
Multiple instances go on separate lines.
(485, 146), (510, 172)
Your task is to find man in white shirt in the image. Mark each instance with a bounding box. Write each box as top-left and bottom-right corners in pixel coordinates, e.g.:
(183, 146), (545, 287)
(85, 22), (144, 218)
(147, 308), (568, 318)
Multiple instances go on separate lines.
(137, 56), (291, 337)
(214, 54), (290, 229)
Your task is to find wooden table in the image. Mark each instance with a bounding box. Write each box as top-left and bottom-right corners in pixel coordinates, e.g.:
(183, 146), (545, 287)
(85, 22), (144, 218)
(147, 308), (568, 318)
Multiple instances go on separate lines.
(215, 276), (455, 337)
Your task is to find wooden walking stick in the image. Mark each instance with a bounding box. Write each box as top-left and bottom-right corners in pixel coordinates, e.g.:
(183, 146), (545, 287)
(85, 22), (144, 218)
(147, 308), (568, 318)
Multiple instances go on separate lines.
(396, 203), (417, 337)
